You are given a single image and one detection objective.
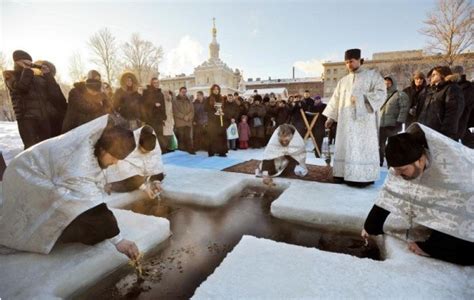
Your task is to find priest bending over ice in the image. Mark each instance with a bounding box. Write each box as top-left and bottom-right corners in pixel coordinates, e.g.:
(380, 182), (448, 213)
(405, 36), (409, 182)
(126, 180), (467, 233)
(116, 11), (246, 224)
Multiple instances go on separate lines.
(361, 123), (474, 265)
(0, 115), (140, 259)
(256, 124), (308, 185)
(106, 125), (164, 198)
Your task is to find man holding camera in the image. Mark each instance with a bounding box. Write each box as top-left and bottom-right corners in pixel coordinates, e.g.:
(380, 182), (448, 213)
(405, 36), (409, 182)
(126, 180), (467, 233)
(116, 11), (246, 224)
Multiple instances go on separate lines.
(3, 50), (65, 149)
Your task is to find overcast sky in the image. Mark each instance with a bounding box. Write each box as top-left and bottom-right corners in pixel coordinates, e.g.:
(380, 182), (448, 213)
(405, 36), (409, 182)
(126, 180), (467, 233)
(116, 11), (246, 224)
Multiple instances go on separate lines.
(1, 0), (437, 83)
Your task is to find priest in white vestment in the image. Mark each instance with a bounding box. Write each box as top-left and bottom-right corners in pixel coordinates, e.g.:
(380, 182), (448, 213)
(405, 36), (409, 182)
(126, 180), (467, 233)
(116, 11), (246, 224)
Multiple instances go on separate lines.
(106, 125), (165, 198)
(0, 115), (140, 259)
(362, 123), (473, 265)
(323, 48), (386, 187)
(257, 124), (308, 184)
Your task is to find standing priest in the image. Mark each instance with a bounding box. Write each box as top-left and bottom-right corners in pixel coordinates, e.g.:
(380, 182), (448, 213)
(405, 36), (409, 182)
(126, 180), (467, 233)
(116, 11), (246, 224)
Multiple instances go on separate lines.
(323, 48), (386, 187)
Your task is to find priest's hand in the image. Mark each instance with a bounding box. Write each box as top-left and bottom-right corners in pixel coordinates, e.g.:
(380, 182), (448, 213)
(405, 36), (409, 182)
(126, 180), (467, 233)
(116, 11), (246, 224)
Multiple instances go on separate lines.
(116, 239), (140, 260)
(104, 183), (112, 195)
(262, 176), (273, 186)
(325, 118), (334, 129)
(361, 229), (370, 246)
(146, 180), (163, 199)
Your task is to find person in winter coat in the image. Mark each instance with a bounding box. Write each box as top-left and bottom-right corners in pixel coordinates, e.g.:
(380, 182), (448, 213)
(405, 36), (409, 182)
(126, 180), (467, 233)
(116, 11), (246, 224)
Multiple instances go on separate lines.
(33, 60), (67, 137)
(3, 50), (66, 149)
(265, 97), (279, 143)
(306, 95), (327, 158)
(162, 90), (175, 152)
(62, 70), (113, 133)
(113, 72), (142, 129)
(403, 71), (427, 127)
(379, 76), (410, 166)
(452, 66), (474, 147)
(223, 94), (241, 126)
(205, 84), (228, 156)
(248, 95), (267, 148)
(173, 87), (195, 154)
(141, 77), (167, 151)
(289, 95), (307, 137)
(238, 115), (251, 149)
(193, 91), (208, 151)
(275, 99), (290, 126)
(417, 66), (464, 140)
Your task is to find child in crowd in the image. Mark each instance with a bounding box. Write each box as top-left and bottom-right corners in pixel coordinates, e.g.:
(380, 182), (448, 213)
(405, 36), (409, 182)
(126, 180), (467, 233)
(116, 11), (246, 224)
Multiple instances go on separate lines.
(238, 115), (251, 149)
(227, 118), (239, 150)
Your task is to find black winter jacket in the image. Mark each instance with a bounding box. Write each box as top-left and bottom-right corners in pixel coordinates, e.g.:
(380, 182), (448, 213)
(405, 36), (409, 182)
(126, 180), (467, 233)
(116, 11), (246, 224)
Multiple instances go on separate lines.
(417, 75), (465, 139)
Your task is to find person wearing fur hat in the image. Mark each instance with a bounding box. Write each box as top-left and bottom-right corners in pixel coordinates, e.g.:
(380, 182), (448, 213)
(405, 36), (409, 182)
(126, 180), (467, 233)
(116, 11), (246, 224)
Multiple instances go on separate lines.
(323, 48), (386, 187)
(113, 72), (143, 130)
(417, 66), (465, 140)
(3, 50), (67, 149)
(62, 70), (113, 133)
(362, 124), (474, 265)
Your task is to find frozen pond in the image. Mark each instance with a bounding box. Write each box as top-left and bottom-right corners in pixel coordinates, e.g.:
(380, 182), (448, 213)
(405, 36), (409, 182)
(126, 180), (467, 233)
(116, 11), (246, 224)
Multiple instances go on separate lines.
(77, 186), (380, 299)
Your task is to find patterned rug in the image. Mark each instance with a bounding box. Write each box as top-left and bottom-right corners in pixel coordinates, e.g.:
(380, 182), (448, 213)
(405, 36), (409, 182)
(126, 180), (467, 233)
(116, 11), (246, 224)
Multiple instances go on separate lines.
(223, 159), (335, 183)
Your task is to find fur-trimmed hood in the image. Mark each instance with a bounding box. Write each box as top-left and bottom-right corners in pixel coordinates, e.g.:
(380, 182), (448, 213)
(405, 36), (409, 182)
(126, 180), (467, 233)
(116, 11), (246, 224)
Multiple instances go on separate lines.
(119, 72), (139, 91)
(445, 73), (461, 83)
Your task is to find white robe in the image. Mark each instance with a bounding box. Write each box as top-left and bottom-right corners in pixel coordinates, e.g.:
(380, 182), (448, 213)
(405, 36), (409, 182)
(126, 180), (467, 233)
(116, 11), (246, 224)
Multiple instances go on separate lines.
(0, 115), (111, 254)
(258, 125), (307, 177)
(106, 127), (164, 183)
(323, 67), (386, 182)
(376, 123), (474, 242)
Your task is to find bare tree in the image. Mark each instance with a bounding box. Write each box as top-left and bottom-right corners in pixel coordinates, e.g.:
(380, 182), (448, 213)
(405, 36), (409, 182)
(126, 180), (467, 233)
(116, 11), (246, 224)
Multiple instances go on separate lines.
(420, 0), (473, 66)
(89, 27), (119, 84)
(122, 33), (163, 84)
(68, 52), (86, 83)
(0, 51), (16, 121)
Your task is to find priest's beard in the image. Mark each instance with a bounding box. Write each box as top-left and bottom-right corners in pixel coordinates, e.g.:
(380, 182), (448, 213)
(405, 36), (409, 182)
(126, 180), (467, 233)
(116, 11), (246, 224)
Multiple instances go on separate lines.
(401, 165), (423, 181)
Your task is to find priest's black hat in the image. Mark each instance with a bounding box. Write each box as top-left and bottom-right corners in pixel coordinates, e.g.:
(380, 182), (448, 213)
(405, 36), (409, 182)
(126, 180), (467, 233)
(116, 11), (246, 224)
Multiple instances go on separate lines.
(344, 48), (361, 60)
(97, 126), (136, 160)
(139, 125), (157, 152)
(385, 132), (424, 167)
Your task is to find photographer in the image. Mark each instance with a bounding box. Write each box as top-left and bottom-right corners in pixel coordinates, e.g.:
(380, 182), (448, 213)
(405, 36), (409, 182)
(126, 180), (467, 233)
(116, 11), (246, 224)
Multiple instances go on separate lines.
(3, 50), (66, 149)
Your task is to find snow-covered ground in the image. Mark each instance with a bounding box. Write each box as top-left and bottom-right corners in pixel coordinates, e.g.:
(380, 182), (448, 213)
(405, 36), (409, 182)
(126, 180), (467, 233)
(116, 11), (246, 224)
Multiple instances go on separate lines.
(1, 121), (472, 299)
(0, 121), (22, 163)
(193, 235), (474, 299)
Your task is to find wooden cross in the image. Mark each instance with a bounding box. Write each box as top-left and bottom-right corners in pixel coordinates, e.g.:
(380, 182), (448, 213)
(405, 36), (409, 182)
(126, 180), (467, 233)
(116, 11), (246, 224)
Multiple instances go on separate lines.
(300, 109), (321, 157)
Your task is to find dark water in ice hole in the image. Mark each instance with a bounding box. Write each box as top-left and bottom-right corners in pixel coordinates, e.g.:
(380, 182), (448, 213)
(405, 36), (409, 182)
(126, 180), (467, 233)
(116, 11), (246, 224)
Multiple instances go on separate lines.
(77, 186), (380, 300)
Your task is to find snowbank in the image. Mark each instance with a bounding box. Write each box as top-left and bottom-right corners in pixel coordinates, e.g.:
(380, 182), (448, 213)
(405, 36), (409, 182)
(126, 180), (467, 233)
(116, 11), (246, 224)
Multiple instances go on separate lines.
(193, 235), (474, 299)
(0, 121), (22, 163)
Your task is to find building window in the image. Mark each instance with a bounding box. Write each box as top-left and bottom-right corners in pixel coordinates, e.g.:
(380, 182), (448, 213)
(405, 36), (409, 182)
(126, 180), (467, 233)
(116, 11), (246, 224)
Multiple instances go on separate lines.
(334, 69), (338, 74)
(327, 69), (331, 74)
(333, 78), (337, 82)
(207, 77), (210, 83)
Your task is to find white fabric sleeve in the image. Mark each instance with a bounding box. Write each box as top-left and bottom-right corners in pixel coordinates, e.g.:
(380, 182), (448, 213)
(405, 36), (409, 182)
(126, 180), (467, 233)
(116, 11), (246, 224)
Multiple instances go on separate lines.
(109, 233), (123, 245)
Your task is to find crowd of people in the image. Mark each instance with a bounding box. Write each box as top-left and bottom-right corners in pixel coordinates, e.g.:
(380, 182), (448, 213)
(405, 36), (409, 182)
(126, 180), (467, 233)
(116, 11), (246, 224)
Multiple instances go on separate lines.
(0, 48), (473, 266)
(2, 50), (334, 158)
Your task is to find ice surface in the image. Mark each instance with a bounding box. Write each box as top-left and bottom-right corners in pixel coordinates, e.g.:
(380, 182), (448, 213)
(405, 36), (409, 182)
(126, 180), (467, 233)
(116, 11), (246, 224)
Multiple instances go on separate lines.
(0, 203), (170, 299)
(193, 235), (474, 299)
(1, 121), (472, 299)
